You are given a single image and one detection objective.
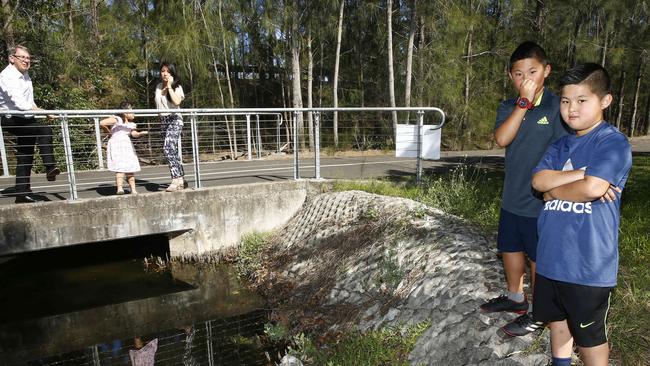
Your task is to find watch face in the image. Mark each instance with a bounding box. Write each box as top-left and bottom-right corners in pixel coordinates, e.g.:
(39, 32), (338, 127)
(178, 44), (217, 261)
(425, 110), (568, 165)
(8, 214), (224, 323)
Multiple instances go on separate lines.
(517, 98), (530, 109)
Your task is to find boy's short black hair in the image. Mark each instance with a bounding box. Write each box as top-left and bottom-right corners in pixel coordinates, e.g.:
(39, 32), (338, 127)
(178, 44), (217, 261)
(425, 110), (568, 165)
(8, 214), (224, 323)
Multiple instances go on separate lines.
(119, 101), (132, 110)
(560, 63), (611, 98)
(509, 41), (549, 70)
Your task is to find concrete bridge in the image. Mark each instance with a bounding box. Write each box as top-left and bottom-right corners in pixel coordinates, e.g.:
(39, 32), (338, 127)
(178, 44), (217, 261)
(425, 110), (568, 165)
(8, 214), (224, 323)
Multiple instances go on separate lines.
(0, 180), (322, 258)
(0, 149), (509, 258)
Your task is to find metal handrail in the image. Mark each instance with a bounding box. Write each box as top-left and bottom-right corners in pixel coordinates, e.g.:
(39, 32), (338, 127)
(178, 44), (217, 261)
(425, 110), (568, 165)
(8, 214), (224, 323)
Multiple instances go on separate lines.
(0, 107), (446, 200)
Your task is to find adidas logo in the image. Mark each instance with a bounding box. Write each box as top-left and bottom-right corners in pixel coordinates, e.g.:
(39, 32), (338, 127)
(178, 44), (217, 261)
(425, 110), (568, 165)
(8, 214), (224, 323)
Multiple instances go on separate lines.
(544, 200), (592, 214)
(537, 116), (549, 125)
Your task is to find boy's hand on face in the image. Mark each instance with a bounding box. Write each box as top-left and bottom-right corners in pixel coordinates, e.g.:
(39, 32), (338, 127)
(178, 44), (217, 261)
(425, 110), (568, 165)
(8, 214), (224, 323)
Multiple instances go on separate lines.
(519, 79), (538, 101)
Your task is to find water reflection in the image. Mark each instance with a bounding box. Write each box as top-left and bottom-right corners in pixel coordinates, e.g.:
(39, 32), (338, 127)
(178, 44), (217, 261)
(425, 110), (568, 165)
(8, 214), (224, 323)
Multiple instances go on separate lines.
(0, 236), (271, 365)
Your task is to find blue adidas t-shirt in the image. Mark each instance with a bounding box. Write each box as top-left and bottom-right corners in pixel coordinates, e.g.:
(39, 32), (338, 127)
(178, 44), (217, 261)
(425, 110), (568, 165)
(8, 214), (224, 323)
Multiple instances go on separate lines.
(495, 90), (568, 217)
(533, 122), (632, 287)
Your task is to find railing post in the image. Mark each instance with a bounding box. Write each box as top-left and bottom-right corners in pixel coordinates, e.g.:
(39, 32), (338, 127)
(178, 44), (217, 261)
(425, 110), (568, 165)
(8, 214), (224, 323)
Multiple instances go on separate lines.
(206, 321), (215, 366)
(246, 114), (252, 160)
(190, 113), (201, 188)
(416, 110), (424, 183)
(276, 114), (281, 153)
(91, 345), (100, 366)
(256, 114), (262, 159)
(60, 115), (78, 200)
(0, 119), (9, 176)
(293, 111), (300, 180)
(93, 117), (105, 170)
(314, 112), (321, 180)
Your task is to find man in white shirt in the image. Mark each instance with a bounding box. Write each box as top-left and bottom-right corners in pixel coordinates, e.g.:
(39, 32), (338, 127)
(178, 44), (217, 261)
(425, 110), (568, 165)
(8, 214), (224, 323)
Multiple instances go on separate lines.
(0, 45), (60, 203)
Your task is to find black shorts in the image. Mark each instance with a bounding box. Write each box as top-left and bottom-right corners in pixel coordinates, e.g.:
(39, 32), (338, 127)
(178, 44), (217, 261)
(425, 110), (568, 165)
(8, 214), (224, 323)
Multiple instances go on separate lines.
(533, 274), (612, 347)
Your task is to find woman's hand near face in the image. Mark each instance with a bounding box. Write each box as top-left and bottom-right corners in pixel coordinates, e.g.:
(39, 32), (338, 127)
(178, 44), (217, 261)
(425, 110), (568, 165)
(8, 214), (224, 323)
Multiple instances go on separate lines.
(166, 75), (174, 89)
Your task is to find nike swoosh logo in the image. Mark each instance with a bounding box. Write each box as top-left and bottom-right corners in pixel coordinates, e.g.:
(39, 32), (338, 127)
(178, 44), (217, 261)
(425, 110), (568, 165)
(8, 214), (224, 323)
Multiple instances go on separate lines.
(580, 321), (595, 328)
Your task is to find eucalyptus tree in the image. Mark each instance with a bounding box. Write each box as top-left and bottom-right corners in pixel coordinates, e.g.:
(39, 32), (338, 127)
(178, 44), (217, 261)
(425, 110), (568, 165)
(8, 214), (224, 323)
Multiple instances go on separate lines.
(332, 0), (344, 147)
(404, 0), (417, 123)
(288, 0), (305, 148)
(1, 0), (16, 54)
(386, 0), (397, 131)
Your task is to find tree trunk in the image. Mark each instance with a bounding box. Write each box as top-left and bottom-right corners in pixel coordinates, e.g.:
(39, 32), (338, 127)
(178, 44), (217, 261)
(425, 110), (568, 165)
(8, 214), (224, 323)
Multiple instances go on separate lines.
(630, 57), (644, 138)
(218, 0), (237, 155)
(90, 0), (100, 42)
(307, 29), (314, 149)
(568, 12), (583, 67)
(66, 0), (74, 38)
(387, 0), (398, 132)
(186, 57), (195, 108)
(616, 69), (625, 131)
(281, 74), (291, 146)
(356, 47), (364, 145)
(290, 1), (304, 149)
(460, 25), (473, 150)
(533, 0), (545, 38)
(404, 0), (417, 123)
(319, 37), (324, 108)
(1, 0), (15, 55)
(139, 0), (153, 156)
(600, 16), (610, 67)
(333, 0), (344, 147)
(644, 90), (650, 135)
(200, 3), (233, 158)
(417, 16), (425, 106)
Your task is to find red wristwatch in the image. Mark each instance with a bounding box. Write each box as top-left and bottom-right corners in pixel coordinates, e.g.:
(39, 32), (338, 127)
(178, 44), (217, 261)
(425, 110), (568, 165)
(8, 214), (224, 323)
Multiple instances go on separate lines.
(515, 97), (534, 110)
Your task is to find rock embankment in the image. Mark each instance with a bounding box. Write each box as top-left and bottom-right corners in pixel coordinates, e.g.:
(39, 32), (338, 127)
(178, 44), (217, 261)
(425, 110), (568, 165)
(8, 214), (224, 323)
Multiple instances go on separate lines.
(254, 190), (549, 365)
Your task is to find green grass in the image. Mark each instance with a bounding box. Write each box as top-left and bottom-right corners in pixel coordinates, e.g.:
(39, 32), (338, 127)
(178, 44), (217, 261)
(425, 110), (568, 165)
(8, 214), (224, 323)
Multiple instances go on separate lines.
(609, 156), (650, 365)
(335, 157), (650, 365)
(335, 164), (503, 232)
(313, 321), (431, 366)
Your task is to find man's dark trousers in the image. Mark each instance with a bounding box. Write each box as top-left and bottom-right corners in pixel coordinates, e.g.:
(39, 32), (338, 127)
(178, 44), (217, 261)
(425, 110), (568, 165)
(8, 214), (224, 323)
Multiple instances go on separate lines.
(1, 116), (56, 193)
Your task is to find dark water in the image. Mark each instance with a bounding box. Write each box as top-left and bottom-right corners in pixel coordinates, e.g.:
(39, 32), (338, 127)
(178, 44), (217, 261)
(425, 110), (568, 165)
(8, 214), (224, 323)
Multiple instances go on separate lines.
(0, 236), (274, 365)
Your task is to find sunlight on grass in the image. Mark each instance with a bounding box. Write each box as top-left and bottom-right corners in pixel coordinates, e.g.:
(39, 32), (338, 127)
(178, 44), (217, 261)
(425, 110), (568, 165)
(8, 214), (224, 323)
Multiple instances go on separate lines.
(609, 156), (650, 365)
(314, 321), (431, 366)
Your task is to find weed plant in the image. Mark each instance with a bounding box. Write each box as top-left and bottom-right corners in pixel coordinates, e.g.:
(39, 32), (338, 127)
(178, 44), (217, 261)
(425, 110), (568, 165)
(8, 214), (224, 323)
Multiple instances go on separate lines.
(313, 321), (431, 366)
(236, 232), (273, 279)
(335, 164), (502, 232)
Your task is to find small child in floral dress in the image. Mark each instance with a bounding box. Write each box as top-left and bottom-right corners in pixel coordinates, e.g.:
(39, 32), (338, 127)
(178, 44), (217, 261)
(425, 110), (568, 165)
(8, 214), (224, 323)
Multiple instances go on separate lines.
(100, 102), (148, 195)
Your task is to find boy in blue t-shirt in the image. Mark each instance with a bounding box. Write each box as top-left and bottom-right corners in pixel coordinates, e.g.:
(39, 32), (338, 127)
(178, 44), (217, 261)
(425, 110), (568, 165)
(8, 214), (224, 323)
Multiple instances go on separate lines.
(531, 63), (632, 366)
(480, 41), (568, 336)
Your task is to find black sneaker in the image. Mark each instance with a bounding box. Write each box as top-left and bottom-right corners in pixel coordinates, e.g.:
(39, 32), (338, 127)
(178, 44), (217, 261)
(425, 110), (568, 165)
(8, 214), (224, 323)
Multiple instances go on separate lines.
(479, 295), (528, 314)
(15, 193), (38, 204)
(500, 313), (544, 337)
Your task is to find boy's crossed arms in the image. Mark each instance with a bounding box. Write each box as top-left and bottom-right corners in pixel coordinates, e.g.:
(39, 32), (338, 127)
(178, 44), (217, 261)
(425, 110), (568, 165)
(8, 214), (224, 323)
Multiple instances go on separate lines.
(533, 168), (620, 203)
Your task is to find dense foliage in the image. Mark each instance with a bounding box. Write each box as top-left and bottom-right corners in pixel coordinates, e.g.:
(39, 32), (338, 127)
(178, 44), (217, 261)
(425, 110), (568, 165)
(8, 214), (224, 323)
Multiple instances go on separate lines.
(2, 0), (650, 149)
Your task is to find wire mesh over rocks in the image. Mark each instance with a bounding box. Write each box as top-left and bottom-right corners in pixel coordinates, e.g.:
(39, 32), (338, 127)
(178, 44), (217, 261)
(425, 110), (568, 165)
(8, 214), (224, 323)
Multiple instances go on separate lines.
(253, 190), (550, 365)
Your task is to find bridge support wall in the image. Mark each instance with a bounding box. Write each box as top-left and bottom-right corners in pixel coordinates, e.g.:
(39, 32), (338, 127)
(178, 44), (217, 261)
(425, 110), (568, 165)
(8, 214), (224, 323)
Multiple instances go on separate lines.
(0, 180), (321, 257)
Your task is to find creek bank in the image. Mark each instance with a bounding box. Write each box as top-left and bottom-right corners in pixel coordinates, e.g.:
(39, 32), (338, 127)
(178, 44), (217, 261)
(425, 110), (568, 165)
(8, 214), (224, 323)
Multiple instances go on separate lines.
(252, 190), (550, 365)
